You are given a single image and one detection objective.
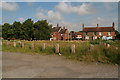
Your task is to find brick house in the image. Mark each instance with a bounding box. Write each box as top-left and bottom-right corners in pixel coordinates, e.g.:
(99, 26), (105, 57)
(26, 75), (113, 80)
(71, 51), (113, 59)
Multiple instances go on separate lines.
(50, 24), (70, 40)
(82, 22), (116, 40)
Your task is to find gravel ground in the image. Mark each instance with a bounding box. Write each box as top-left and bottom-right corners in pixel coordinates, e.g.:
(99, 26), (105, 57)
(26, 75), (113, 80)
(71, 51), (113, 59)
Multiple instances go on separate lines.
(2, 52), (118, 78)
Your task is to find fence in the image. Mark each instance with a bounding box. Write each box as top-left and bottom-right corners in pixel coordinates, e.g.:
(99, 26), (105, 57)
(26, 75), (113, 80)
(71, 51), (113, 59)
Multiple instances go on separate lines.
(3, 40), (119, 54)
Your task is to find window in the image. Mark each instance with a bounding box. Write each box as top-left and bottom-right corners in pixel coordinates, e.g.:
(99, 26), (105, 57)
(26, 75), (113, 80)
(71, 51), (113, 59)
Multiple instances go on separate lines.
(54, 33), (56, 35)
(94, 32), (97, 35)
(108, 32), (111, 36)
(86, 32), (88, 35)
(99, 32), (102, 36)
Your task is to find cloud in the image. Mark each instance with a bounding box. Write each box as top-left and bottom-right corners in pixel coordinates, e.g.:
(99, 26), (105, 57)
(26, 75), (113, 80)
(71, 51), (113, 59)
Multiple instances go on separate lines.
(35, 10), (63, 21)
(104, 3), (118, 11)
(56, 2), (96, 15)
(47, 10), (63, 20)
(49, 21), (81, 31)
(18, 17), (25, 22)
(1, 2), (19, 11)
(35, 12), (46, 19)
(89, 17), (118, 29)
(60, 21), (81, 31)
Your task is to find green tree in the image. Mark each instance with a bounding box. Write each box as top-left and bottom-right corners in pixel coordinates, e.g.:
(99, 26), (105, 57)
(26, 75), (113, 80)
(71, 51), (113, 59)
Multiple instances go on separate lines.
(33, 20), (52, 40)
(12, 21), (21, 39)
(115, 30), (120, 39)
(0, 25), (2, 37)
(115, 30), (119, 36)
(2, 23), (14, 39)
(20, 18), (34, 40)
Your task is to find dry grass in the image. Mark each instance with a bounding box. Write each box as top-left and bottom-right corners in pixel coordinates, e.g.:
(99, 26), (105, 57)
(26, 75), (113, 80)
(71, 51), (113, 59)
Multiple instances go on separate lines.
(2, 40), (120, 64)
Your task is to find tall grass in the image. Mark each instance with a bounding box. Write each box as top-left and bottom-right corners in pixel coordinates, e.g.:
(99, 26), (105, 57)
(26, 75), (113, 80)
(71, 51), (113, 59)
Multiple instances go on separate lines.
(2, 40), (120, 64)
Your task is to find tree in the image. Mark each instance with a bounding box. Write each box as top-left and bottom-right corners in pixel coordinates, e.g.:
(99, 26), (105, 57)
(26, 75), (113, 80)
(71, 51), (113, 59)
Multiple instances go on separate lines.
(2, 19), (52, 40)
(115, 30), (119, 36)
(20, 18), (34, 40)
(33, 20), (52, 40)
(0, 25), (2, 37)
(115, 30), (120, 40)
(2, 23), (13, 39)
(12, 21), (21, 39)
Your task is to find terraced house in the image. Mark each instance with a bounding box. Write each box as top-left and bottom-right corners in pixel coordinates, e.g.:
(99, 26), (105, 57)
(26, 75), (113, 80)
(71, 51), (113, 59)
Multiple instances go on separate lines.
(82, 22), (116, 40)
(50, 24), (70, 40)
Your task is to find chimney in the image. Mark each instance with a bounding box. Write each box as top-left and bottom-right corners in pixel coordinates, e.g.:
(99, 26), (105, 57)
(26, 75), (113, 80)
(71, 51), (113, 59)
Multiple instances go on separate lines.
(57, 24), (59, 27)
(82, 24), (84, 31)
(97, 24), (99, 27)
(112, 22), (115, 28)
(63, 26), (65, 30)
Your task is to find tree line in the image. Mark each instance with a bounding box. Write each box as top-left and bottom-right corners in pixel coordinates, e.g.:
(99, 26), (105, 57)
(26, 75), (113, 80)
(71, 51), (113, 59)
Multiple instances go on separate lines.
(2, 19), (52, 40)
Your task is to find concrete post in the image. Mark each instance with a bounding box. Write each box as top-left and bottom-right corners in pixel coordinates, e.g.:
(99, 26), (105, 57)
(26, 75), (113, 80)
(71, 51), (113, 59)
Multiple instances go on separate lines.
(55, 44), (59, 53)
(30, 43), (34, 49)
(106, 44), (110, 48)
(42, 43), (46, 50)
(90, 44), (94, 50)
(13, 41), (16, 47)
(71, 44), (75, 53)
(0, 41), (2, 46)
(21, 42), (24, 48)
(6, 41), (9, 46)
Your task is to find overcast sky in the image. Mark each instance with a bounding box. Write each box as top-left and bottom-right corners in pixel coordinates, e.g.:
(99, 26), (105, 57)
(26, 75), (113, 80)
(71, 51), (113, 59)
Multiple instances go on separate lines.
(1, 2), (118, 31)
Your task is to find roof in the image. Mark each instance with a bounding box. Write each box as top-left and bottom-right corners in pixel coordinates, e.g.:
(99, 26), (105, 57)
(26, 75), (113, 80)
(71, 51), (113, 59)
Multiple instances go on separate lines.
(52, 26), (68, 34)
(83, 27), (115, 32)
(52, 27), (61, 32)
(74, 32), (82, 35)
(60, 29), (67, 34)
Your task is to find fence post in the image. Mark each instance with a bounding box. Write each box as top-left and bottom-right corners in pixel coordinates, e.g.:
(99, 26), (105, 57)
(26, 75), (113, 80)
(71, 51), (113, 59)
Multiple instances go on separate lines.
(90, 44), (94, 50)
(6, 41), (9, 46)
(71, 44), (75, 53)
(30, 43), (34, 49)
(55, 44), (59, 53)
(21, 42), (24, 48)
(13, 41), (16, 47)
(106, 44), (110, 48)
(115, 46), (118, 50)
(0, 41), (2, 46)
(42, 43), (46, 50)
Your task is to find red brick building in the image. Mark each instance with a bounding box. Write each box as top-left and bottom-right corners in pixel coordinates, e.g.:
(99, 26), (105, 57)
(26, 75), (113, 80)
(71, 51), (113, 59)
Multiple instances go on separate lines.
(82, 22), (116, 40)
(50, 24), (70, 40)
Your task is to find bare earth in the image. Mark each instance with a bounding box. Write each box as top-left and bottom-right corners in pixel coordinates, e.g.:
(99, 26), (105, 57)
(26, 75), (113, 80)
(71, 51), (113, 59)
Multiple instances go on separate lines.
(2, 52), (118, 78)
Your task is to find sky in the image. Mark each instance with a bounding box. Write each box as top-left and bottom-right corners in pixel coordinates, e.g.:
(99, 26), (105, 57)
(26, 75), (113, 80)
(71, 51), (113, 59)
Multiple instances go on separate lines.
(1, 2), (119, 31)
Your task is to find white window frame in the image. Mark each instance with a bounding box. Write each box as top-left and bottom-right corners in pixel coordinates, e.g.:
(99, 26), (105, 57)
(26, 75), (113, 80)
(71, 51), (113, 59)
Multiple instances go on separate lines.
(99, 32), (102, 36)
(108, 32), (111, 36)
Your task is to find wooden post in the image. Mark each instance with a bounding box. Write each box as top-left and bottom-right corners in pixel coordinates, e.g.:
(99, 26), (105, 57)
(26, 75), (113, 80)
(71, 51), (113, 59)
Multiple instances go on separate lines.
(21, 42), (24, 48)
(55, 44), (59, 53)
(71, 44), (75, 53)
(42, 43), (46, 50)
(30, 43), (34, 49)
(13, 41), (16, 47)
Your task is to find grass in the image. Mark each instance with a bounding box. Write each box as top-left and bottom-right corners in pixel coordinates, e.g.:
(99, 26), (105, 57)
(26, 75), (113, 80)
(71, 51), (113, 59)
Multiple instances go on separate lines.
(2, 40), (120, 65)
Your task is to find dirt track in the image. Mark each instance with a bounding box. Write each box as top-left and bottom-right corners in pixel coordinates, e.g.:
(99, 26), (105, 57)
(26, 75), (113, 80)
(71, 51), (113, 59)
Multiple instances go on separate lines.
(2, 52), (118, 78)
